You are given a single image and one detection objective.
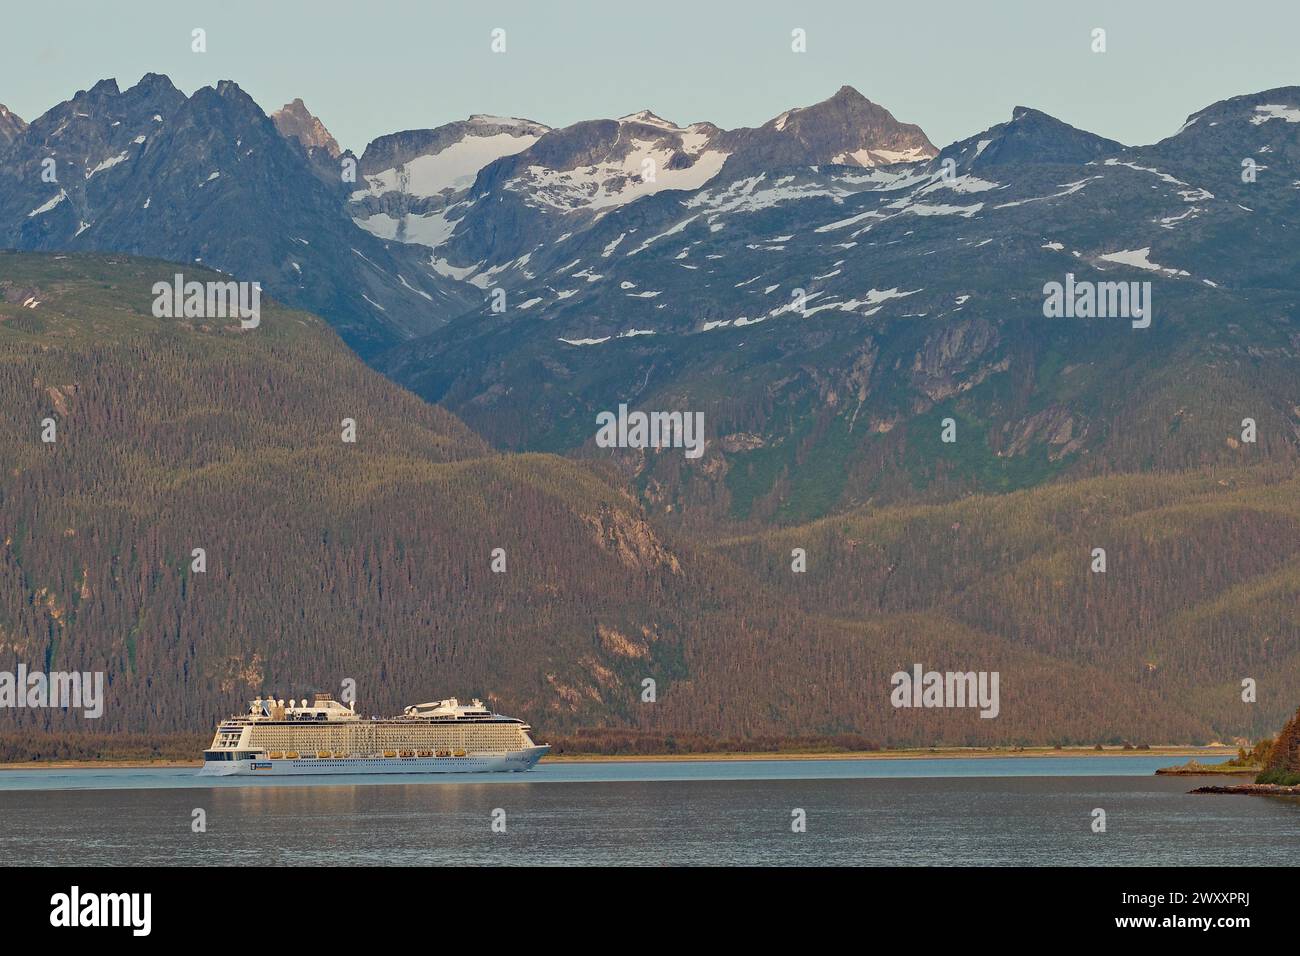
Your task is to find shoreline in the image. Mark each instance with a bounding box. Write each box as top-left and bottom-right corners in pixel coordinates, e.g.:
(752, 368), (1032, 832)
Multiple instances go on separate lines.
(1191, 783), (1300, 796)
(543, 746), (1230, 764)
(0, 745), (1233, 771)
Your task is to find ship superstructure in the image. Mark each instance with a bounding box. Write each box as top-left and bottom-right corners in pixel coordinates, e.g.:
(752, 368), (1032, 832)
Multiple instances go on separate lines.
(199, 693), (549, 776)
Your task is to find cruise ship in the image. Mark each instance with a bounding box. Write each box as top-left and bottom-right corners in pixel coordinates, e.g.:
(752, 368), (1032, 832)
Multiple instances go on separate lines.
(199, 694), (549, 776)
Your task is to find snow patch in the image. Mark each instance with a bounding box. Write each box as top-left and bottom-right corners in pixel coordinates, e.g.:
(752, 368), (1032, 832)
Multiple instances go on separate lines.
(359, 131), (540, 200)
(28, 190), (68, 217)
(995, 177), (1100, 208)
(1098, 247), (1190, 277)
(86, 152), (129, 178)
(815, 209), (884, 232)
(602, 233), (627, 257)
(1250, 104), (1300, 125)
(398, 274), (434, 301)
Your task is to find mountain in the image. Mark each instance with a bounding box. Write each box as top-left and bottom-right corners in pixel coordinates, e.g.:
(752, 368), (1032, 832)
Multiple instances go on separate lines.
(269, 96), (351, 185)
(380, 87), (1300, 529)
(0, 104), (26, 146)
(0, 75), (471, 357)
(3, 250), (1257, 746)
(348, 114), (549, 248)
(0, 252), (684, 736)
(4, 74), (1300, 542)
(936, 106), (1125, 171)
(720, 85), (937, 176)
(270, 97), (342, 159)
(0, 78), (955, 363)
(334, 85), (933, 284)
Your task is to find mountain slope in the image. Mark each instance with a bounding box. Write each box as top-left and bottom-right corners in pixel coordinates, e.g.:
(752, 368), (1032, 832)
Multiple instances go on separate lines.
(348, 114), (549, 249)
(0, 252), (1234, 745)
(937, 106), (1124, 171)
(381, 88), (1300, 529)
(368, 85), (937, 279)
(0, 76), (470, 357)
(715, 467), (1300, 739)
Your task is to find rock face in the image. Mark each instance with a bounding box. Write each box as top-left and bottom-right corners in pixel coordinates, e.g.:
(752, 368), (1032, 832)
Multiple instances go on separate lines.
(0, 103), (26, 146)
(270, 97), (342, 159)
(721, 85), (938, 176)
(582, 504), (683, 574)
(269, 97), (349, 185)
(1004, 406), (1088, 461)
(910, 318), (1000, 401)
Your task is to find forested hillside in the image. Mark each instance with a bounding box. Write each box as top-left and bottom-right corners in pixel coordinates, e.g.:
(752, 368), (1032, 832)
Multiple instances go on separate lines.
(717, 468), (1300, 738)
(0, 252), (1283, 746)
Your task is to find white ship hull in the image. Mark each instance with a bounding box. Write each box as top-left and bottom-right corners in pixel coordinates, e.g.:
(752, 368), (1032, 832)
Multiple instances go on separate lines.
(198, 744), (549, 777)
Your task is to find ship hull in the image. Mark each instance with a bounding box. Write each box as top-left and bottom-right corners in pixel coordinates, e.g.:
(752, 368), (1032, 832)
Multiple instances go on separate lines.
(198, 745), (549, 777)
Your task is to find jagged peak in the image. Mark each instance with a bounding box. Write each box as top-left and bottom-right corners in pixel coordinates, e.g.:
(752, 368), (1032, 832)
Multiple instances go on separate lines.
(271, 96), (343, 158)
(829, 84), (870, 103)
(733, 84), (937, 170)
(83, 78), (121, 98)
(213, 79), (246, 99)
(127, 72), (181, 97)
(802, 84), (885, 114)
(190, 79), (265, 117)
(618, 109), (680, 130)
(762, 84), (920, 133)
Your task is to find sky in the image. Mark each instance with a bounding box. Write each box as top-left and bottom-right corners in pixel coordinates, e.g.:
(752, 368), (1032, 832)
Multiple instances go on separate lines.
(2, 0), (1298, 154)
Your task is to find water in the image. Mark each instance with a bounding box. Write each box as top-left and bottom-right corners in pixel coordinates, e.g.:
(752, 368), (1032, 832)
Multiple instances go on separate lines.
(1, 756), (1295, 865)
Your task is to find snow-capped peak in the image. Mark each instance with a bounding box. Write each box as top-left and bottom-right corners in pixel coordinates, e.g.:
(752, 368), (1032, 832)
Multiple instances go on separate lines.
(619, 110), (681, 131)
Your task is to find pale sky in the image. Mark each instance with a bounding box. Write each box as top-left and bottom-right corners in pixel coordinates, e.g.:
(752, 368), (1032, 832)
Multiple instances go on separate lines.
(2, 0), (1297, 154)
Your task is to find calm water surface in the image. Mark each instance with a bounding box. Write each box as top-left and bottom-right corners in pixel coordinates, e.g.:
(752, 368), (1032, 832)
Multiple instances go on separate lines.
(0, 756), (1295, 866)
